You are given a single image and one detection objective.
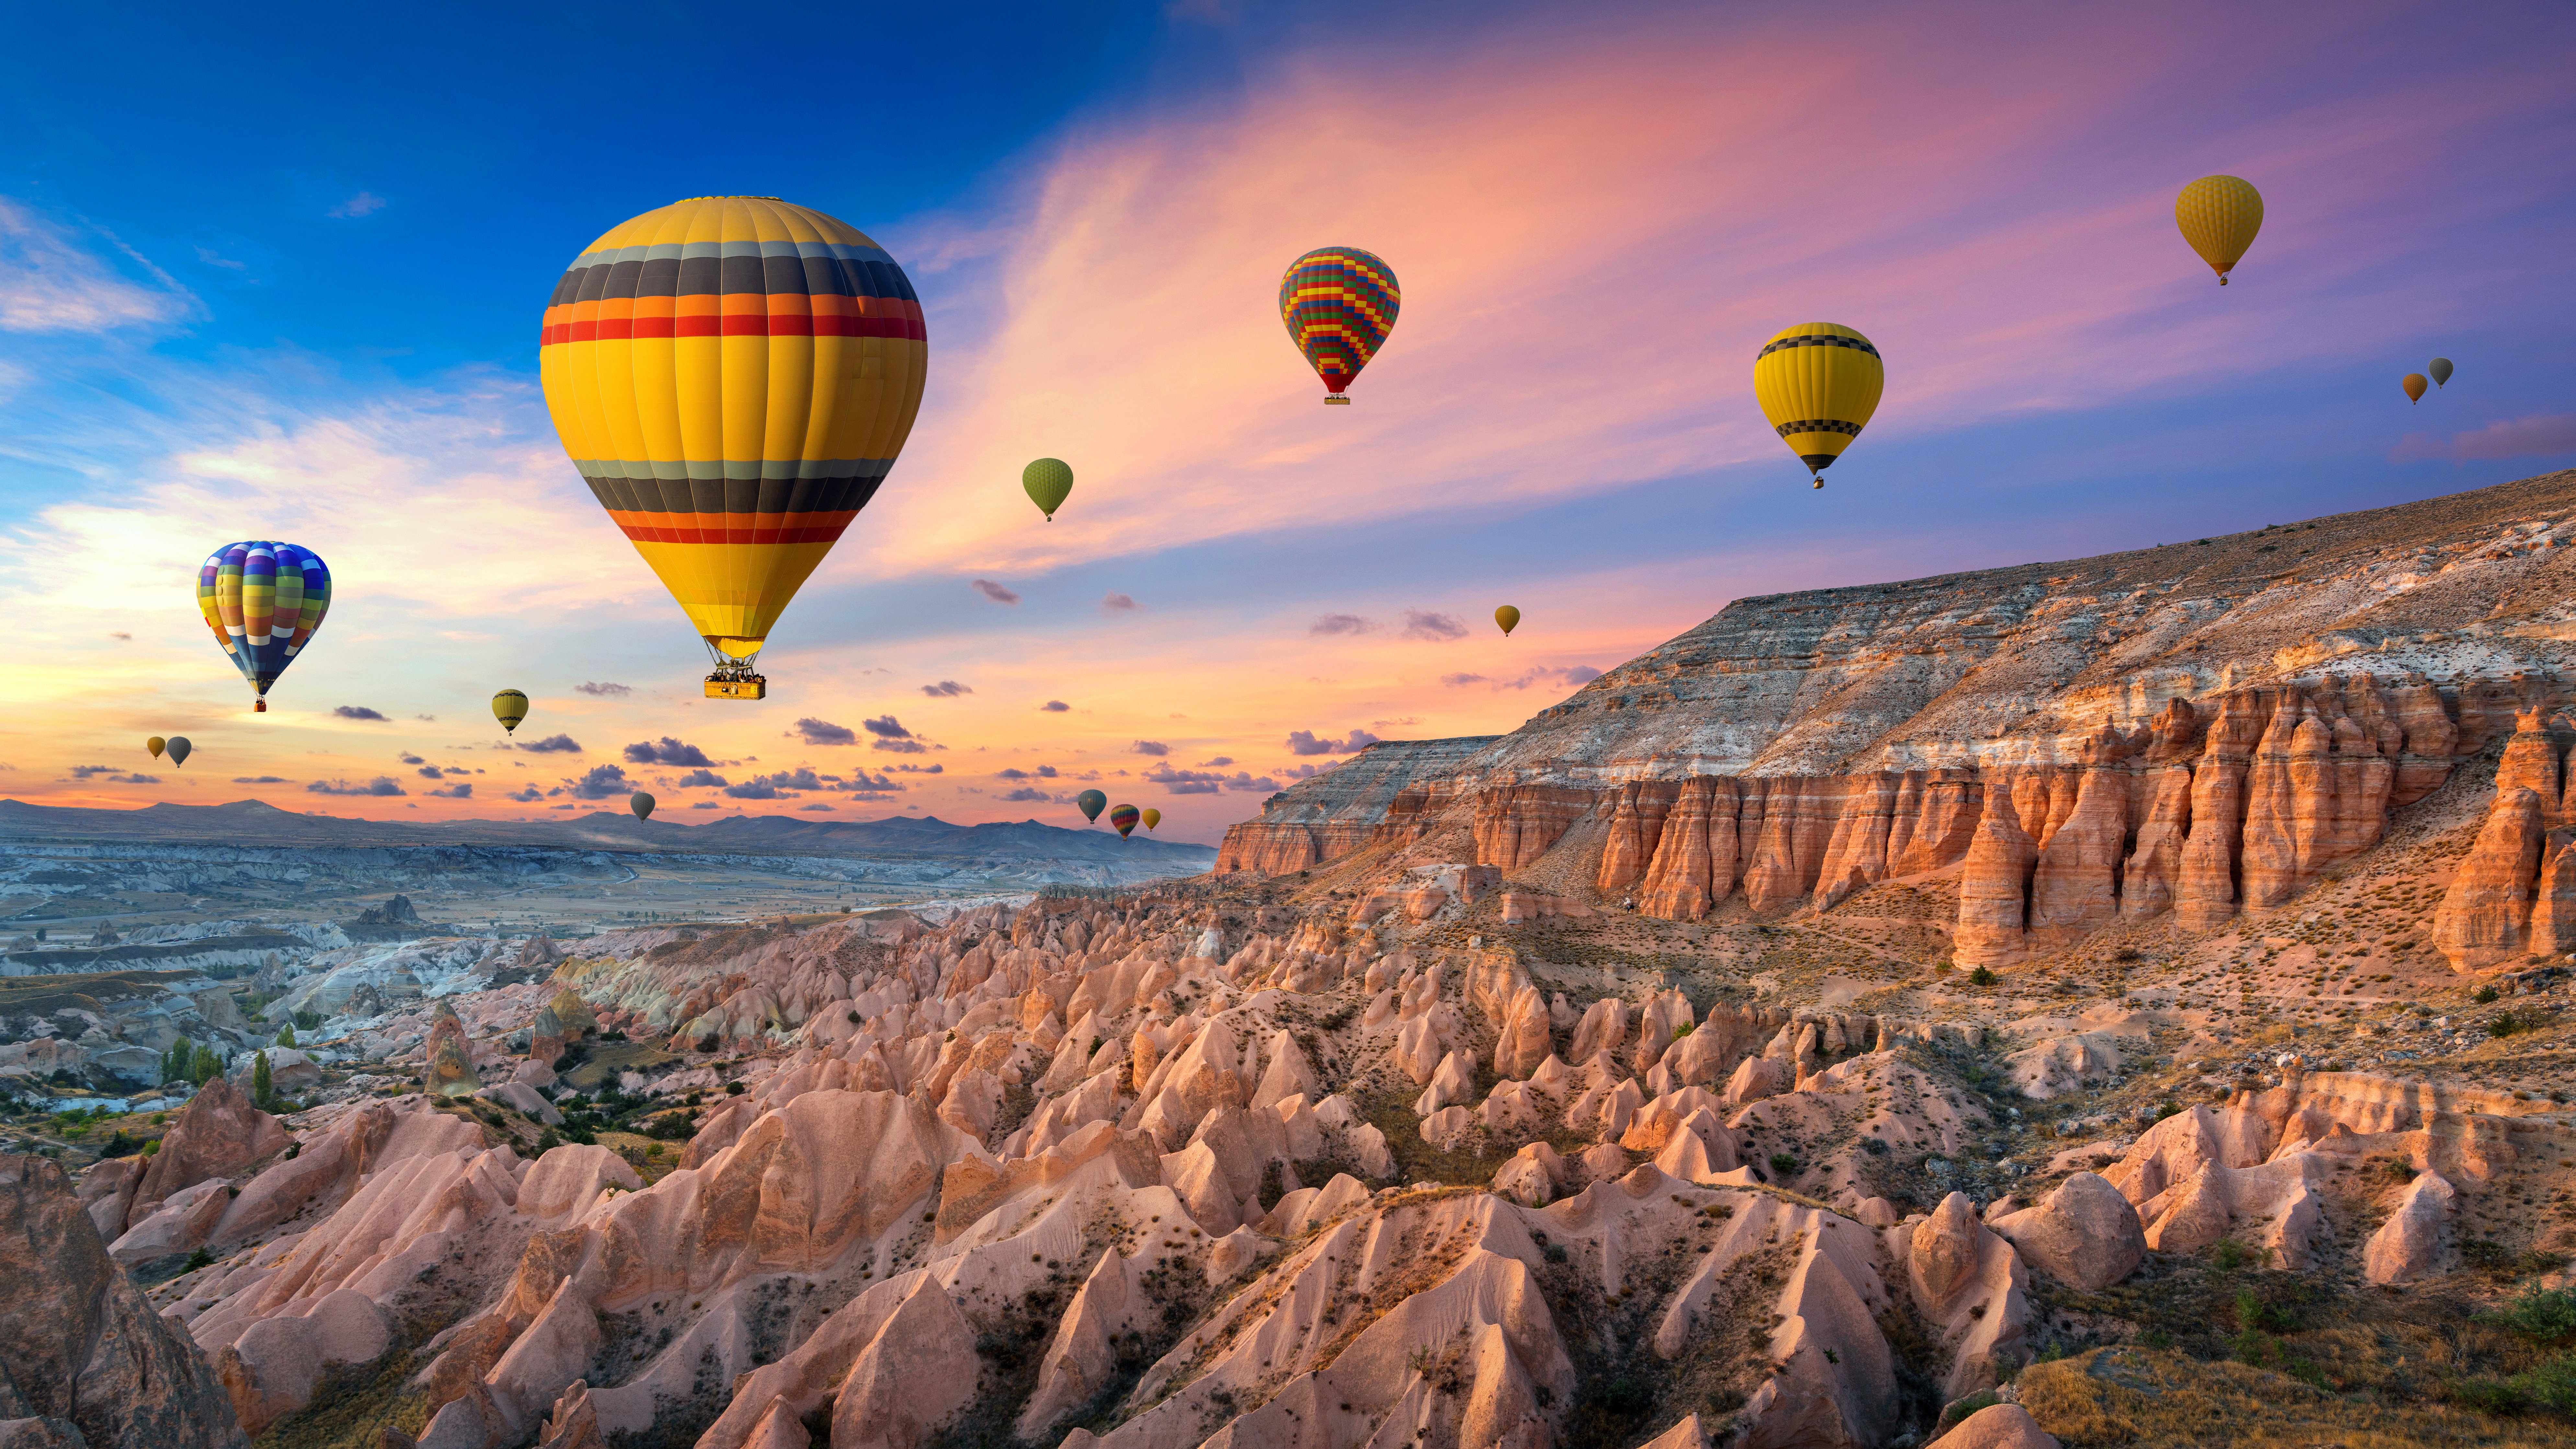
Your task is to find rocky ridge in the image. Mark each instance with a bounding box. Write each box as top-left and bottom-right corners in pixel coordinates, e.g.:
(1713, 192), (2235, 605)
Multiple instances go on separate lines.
(1220, 472), (2576, 974)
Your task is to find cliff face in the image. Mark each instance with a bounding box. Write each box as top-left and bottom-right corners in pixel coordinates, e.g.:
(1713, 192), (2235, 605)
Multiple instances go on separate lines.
(1218, 472), (2576, 968)
(1213, 736), (1498, 875)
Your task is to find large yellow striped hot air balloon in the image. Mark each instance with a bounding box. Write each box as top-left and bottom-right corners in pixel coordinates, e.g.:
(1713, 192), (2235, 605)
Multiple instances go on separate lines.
(539, 197), (927, 699)
(1753, 324), (1884, 489)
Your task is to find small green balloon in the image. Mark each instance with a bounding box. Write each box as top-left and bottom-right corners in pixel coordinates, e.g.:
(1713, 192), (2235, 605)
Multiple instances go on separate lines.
(1076, 788), (1108, 822)
(1023, 458), (1074, 521)
(2427, 357), (2454, 388)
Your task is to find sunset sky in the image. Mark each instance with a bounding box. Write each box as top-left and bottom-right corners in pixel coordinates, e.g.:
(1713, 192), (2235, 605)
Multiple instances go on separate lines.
(3, 0), (2573, 844)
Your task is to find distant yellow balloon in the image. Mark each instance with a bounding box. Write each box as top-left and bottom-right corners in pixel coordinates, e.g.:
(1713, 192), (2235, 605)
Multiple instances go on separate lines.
(1494, 605), (1520, 637)
(1753, 323), (1883, 489)
(2174, 175), (2263, 285)
(492, 689), (529, 734)
(1140, 807), (1161, 833)
(2401, 373), (2428, 405)
(146, 736), (166, 759)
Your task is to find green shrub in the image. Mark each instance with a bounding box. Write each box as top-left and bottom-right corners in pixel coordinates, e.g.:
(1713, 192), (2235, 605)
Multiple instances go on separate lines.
(2490, 1013), (2522, 1038)
(1970, 966), (1997, 986)
(2510, 1354), (2576, 1415)
(2443, 1375), (2526, 1414)
(1938, 1391), (2000, 1430)
(2236, 1289), (2296, 1333)
(2476, 985), (2501, 1004)
(1768, 1153), (1799, 1177)
(2501, 1287), (2576, 1342)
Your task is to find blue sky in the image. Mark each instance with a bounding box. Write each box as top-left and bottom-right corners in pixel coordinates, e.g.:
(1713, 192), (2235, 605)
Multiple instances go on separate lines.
(2, 0), (2573, 842)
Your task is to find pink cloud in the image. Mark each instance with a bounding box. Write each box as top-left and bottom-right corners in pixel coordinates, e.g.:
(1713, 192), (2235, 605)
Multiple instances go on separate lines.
(2394, 413), (2576, 463)
(849, 5), (2562, 584)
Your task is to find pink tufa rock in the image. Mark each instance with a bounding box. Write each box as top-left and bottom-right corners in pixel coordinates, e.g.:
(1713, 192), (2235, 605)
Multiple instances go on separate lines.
(1928, 1403), (2063, 1448)
(126, 1075), (290, 1231)
(1988, 1172), (2145, 1291)
(831, 1278), (979, 1449)
(2364, 1169), (2456, 1285)
(2432, 787), (2547, 970)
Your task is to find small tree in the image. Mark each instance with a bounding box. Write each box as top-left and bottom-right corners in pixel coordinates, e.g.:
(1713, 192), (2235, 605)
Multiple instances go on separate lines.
(162, 1034), (193, 1085)
(275, 1023), (296, 1048)
(191, 1043), (222, 1086)
(251, 1051), (274, 1109)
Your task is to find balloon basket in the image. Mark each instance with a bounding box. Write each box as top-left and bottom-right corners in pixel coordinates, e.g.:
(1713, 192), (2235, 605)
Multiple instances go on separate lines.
(1322, 396), (1351, 406)
(254, 699), (267, 713)
(705, 674), (767, 700)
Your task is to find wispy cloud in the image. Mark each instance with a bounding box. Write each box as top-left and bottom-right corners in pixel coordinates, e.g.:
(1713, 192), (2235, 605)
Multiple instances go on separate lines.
(1400, 610), (1467, 641)
(2392, 413), (2576, 463)
(0, 198), (196, 333)
(327, 191), (386, 219)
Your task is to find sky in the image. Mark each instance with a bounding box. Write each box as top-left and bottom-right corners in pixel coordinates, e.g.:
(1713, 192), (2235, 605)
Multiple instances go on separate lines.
(2, 0), (2572, 845)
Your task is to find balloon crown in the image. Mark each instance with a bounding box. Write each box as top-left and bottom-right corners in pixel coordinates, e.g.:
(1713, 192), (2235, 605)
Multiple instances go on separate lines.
(676, 195), (786, 201)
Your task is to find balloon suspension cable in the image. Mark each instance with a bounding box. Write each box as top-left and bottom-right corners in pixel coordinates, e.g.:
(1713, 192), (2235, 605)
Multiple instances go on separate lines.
(702, 640), (762, 675)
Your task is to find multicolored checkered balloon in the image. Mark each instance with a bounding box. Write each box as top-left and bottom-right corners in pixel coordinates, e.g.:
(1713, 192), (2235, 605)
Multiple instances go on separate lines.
(1280, 247), (1399, 403)
(197, 541), (330, 712)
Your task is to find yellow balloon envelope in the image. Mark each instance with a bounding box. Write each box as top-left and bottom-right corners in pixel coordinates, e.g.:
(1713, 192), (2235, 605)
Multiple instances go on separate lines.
(2401, 374), (2428, 404)
(2175, 175), (2263, 285)
(1494, 605), (1520, 637)
(1753, 324), (1883, 488)
(1140, 807), (1161, 832)
(539, 197), (928, 695)
(146, 735), (166, 759)
(492, 689), (529, 733)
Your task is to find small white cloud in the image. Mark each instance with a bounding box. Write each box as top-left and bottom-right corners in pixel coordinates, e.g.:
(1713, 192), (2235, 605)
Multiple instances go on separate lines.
(194, 246), (247, 271)
(328, 191), (387, 219)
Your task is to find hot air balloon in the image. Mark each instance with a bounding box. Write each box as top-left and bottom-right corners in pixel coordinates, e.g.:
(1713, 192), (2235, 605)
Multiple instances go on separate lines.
(1077, 789), (1108, 822)
(1110, 804), (1140, 838)
(146, 736), (166, 760)
(493, 690), (529, 734)
(1494, 605), (1520, 637)
(2174, 175), (2263, 285)
(1280, 247), (1399, 404)
(2429, 357), (2455, 388)
(630, 792), (655, 821)
(1023, 458), (1073, 521)
(1753, 324), (1884, 488)
(197, 541), (331, 712)
(165, 737), (192, 768)
(1141, 807), (1161, 833)
(2402, 374), (2428, 405)
(539, 197), (928, 701)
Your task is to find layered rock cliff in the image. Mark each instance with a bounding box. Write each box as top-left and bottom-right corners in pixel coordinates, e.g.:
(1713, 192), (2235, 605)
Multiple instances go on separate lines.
(1221, 472), (2576, 969)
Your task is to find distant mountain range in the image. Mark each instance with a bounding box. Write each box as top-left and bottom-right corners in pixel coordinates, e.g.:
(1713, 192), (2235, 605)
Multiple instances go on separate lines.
(0, 798), (1217, 863)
